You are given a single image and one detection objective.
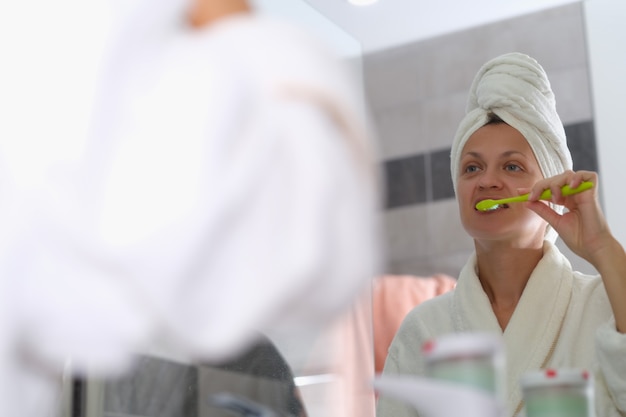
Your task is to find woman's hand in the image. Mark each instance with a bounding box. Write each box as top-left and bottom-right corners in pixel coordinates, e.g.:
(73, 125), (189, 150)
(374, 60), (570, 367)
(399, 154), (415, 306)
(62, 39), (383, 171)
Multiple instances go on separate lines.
(527, 170), (626, 333)
(525, 170), (611, 264)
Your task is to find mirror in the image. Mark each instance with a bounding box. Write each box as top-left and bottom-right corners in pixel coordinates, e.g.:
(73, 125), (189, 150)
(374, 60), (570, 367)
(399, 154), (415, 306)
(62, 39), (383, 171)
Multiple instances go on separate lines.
(58, 1), (626, 417)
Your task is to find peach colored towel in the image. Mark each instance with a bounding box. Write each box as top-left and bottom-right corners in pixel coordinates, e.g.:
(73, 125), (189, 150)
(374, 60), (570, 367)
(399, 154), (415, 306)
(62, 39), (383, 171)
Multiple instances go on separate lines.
(373, 274), (457, 374)
(296, 274), (457, 417)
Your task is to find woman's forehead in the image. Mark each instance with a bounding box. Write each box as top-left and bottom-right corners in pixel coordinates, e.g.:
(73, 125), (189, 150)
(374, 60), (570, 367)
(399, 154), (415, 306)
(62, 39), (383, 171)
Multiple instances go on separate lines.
(462, 123), (533, 155)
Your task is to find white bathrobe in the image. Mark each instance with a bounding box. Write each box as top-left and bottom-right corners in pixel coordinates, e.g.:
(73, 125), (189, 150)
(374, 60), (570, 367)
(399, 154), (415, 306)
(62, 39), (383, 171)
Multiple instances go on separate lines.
(0, 1), (381, 416)
(377, 241), (626, 417)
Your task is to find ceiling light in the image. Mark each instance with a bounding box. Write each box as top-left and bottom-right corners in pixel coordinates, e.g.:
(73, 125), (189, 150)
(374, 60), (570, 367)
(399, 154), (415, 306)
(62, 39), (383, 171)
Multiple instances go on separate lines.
(348, 0), (378, 6)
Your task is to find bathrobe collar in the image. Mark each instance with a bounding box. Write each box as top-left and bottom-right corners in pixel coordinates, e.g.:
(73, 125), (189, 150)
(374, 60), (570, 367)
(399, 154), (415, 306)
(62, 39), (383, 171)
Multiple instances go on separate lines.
(451, 240), (573, 415)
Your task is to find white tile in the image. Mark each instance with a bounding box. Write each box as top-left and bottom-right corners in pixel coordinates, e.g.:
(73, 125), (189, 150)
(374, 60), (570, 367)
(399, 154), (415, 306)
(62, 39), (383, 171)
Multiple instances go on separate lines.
(420, 92), (467, 150)
(384, 200), (474, 275)
(417, 39), (482, 98)
(426, 199), (474, 255)
(375, 101), (424, 159)
(364, 48), (423, 111)
(479, 22), (520, 61)
(386, 249), (472, 278)
(384, 204), (430, 262)
(514, 3), (587, 71)
(426, 250), (474, 278)
(551, 67), (593, 124)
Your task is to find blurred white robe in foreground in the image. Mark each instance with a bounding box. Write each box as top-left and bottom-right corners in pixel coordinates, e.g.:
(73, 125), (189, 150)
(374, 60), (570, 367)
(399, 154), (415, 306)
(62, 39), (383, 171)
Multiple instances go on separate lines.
(0, 1), (382, 415)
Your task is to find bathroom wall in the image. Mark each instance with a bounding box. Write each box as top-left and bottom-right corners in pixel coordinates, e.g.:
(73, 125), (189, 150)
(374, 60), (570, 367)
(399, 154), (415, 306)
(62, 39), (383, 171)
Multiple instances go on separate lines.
(364, 2), (598, 278)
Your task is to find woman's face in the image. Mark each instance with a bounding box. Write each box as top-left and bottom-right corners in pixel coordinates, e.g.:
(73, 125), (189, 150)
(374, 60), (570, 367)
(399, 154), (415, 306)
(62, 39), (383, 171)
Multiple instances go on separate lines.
(457, 122), (548, 246)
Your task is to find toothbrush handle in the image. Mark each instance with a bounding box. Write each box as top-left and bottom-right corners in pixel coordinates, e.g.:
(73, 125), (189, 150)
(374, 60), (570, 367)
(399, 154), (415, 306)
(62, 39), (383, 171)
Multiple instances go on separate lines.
(538, 181), (594, 201)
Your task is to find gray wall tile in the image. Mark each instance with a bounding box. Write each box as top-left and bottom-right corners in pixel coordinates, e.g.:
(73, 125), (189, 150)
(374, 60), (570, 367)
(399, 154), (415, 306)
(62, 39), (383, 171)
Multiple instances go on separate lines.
(430, 148), (455, 201)
(415, 35), (488, 99)
(426, 199), (474, 256)
(384, 154), (427, 208)
(566, 121), (598, 172)
(421, 92), (467, 150)
(551, 67), (593, 124)
(364, 48), (423, 111)
(384, 204), (430, 264)
(511, 3), (587, 71)
(387, 249), (473, 278)
(375, 101), (425, 159)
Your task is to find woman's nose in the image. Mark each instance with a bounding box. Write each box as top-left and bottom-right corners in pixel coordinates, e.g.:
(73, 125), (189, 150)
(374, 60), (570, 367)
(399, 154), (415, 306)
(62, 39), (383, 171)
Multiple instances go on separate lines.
(477, 169), (503, 189)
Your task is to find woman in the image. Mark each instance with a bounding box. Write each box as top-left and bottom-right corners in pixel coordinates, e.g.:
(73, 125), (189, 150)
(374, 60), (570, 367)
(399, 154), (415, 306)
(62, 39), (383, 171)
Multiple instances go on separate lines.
(376, 52), (626, 417)
(0, 0), (380, 416)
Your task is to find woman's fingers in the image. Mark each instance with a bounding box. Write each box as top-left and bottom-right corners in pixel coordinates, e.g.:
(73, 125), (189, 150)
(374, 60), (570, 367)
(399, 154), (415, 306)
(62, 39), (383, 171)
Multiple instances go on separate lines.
(528, 170), (597, 203)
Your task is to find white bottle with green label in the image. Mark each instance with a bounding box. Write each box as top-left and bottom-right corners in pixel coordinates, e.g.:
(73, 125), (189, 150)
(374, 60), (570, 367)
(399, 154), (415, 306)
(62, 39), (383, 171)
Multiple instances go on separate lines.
(520, 368), (593, 417)
(422, 332), (505, 403)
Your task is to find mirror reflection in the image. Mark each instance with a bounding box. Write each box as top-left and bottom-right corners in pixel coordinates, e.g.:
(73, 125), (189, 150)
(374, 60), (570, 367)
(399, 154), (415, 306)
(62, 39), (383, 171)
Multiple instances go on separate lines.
(69, 2), (597, 416)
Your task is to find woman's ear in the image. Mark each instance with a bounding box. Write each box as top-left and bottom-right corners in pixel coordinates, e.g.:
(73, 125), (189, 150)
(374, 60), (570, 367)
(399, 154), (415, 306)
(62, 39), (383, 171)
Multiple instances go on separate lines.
(187, 0), (251, 29)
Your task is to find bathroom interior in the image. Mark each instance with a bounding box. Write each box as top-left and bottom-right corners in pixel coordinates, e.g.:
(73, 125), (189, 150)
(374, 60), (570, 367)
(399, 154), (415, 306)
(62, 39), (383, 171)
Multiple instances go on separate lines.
(59, 0), (625, 416)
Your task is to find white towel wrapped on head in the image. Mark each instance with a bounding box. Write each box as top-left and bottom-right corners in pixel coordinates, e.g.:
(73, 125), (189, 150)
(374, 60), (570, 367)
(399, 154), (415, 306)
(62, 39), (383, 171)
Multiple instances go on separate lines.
(449, 52), (573, 242)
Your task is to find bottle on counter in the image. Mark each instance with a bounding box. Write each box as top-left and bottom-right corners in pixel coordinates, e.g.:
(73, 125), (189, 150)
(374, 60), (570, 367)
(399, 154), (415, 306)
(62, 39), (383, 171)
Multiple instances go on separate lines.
(520, 368), (593, 417)
(422, 332), (505, 401)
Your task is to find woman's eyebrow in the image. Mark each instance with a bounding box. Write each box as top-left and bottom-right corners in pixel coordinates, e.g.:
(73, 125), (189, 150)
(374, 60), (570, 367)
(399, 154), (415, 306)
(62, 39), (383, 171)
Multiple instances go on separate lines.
(461, 151), (483, 160)
(501, 150), (526, 158)
(462, 150), (526, 159)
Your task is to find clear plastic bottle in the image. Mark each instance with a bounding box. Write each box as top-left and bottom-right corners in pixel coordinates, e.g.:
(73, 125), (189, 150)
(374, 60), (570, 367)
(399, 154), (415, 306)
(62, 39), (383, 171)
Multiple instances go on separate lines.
(520, 368), (593, 417)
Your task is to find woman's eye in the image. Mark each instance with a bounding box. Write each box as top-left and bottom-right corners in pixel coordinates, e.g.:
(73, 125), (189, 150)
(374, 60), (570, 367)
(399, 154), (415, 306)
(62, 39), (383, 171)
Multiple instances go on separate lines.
(464, 165), (480, 173)
(505, 164), (522, 172)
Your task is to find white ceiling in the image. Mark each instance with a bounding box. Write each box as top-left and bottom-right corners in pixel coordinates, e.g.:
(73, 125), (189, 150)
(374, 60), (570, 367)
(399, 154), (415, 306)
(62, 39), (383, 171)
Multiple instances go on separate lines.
(253, 0), (580, 55)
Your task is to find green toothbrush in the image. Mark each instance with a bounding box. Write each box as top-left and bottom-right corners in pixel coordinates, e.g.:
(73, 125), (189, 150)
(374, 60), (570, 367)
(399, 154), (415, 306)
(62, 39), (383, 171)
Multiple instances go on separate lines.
(475, 181), (594, 212)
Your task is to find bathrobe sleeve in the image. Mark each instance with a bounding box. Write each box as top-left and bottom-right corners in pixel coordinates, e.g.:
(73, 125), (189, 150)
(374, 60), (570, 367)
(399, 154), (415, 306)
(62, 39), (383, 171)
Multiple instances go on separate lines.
(0, 8), (381, 416)
(595, 320), (626, 415)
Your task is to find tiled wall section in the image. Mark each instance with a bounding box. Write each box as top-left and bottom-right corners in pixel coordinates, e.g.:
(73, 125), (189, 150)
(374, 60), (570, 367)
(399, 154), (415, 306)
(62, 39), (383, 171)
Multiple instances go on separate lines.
(364, 2), (596, 277)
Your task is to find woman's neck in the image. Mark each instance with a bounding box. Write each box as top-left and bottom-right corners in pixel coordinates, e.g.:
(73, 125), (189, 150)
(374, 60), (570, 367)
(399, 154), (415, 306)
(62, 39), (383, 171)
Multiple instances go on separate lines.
(475, 242), (544, 329)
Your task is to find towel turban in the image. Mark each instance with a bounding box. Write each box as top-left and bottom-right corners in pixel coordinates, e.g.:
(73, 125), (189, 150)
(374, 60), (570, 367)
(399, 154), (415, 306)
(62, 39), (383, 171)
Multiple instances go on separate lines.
(449, 52), (573, 242)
